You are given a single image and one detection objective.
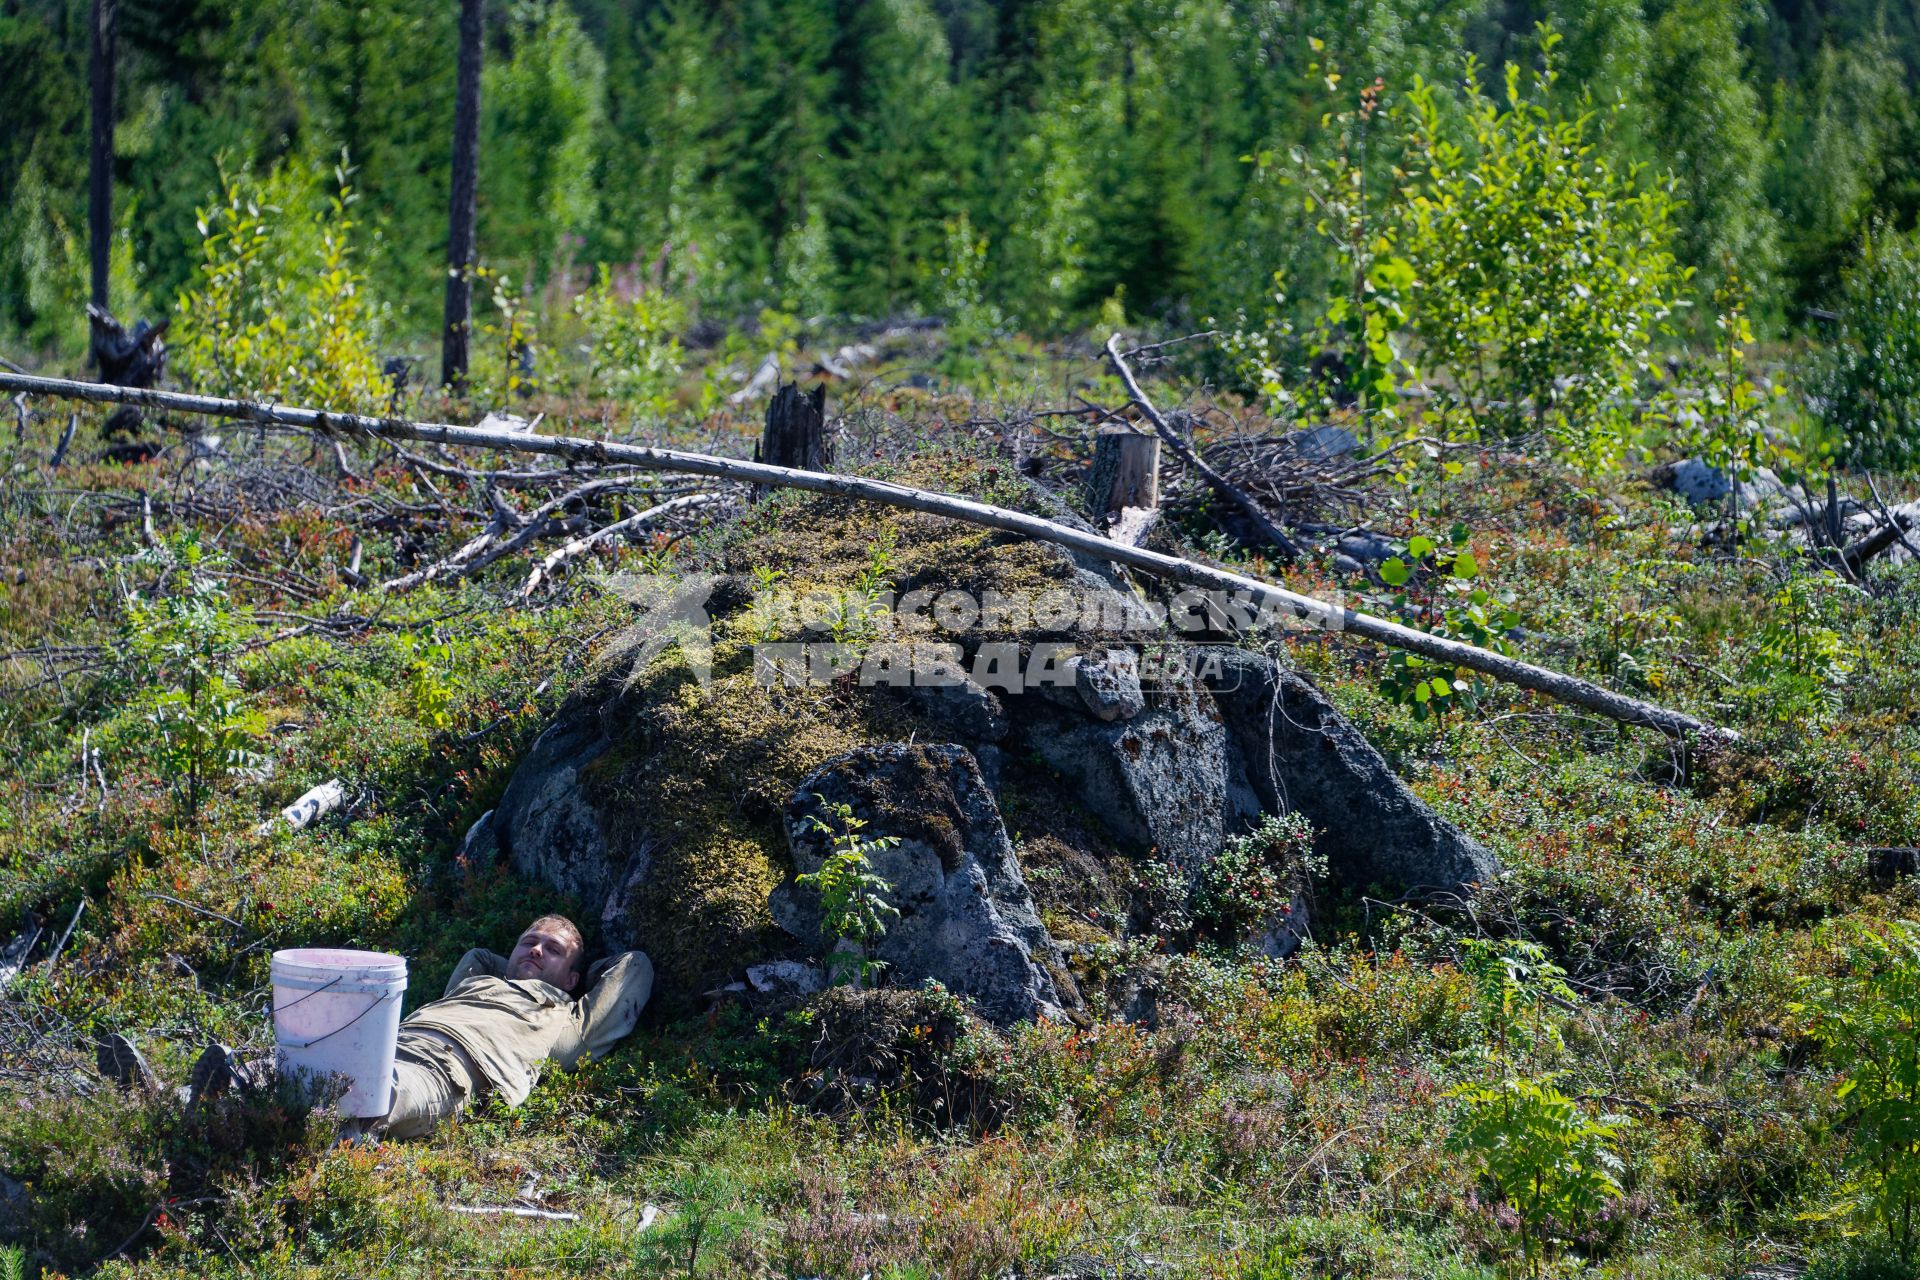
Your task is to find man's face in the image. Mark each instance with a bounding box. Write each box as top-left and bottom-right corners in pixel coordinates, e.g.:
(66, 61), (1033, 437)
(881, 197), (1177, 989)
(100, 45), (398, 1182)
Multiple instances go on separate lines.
(507, 924), (580, 990)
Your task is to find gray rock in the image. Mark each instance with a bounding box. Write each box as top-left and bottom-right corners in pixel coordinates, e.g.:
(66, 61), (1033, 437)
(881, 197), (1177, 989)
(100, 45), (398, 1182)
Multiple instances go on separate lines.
(894, 664), (1008, 741)
(496, 715), (615, 906)
(769, 744), (1071, 1024)
(746, 959), (827, 997)
(1669, 457), (1731, 505)
(1290, 424), (1360, 460)
(1335, 532), (1397, 565)
(1073, 648), (1146, 722)
(1024, 682), (1230, 866)
(457, 809), (497, 865)
(1200, 647), (1500, 894)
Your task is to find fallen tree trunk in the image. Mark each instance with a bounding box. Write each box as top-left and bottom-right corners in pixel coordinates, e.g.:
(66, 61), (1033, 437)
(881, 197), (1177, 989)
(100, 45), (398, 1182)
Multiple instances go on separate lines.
(519, 491), (721, 597)
(0, 371), (1733, 741)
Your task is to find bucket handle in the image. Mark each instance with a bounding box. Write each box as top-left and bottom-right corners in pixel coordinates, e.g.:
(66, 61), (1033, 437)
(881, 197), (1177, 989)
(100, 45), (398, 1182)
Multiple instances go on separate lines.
(273, 976), (399, 1049)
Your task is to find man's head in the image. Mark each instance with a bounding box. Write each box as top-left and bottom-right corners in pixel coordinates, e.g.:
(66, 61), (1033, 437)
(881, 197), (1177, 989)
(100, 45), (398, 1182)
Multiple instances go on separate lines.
(507, 915), (585, 991)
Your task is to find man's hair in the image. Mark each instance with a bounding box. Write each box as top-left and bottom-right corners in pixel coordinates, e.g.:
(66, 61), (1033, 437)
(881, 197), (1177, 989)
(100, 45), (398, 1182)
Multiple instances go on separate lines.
(522, 914), (585, 965)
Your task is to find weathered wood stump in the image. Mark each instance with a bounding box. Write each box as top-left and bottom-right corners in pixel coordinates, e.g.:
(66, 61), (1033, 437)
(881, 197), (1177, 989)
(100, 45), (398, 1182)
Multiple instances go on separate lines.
(88, 304), (167, 438)
(1085, 429), (1159, 544)
(752, 381), (829, 499)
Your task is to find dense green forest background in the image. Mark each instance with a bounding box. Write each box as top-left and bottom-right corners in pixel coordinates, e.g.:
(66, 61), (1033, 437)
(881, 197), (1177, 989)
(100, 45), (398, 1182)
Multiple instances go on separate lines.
(2, 0), (1918, 356)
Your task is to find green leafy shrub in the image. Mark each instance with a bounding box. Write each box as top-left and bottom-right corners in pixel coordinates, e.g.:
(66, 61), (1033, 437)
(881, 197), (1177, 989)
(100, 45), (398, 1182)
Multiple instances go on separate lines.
(797, 798), (901, 988)
(171, 157), (387, 412)
(571, 263), (687, 418)
(1251, 47), (1412, 433)
(1450, 939), (1625, 1277)
(1791, 919), (1920, 1263)
(120, 532), (263, 818)
(1397, 31), (1688, 460)
(928, 212), (1005, 377)
(1448, 1075), (1627, 1278)
(1369, 525), (1522, 722)
(467, 264), (542, 405)
(1739, 571), (1861, 725)
(1809, 223), (1920, 470)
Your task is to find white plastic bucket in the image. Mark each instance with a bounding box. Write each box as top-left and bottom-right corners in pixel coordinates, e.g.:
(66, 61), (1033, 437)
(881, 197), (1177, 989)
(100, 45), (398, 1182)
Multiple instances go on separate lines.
(271, 948), (408, 1118)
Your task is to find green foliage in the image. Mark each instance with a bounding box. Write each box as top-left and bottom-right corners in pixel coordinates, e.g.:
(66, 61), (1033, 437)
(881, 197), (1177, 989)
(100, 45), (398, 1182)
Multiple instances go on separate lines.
(466, 265), (541, 405)
(120, 532), (263, 819)
(1679, 264), (1782, 525)
(1458, 938), (1576, 1062)
(1791, 919), (1920, 1262)
(796, 798), (901, 988)
(1645, 0), (1778, 294)
(1192, 811), (1320, 943)
(170, 157), (387, 411)
(929, 213), (1003, 374)
(825, 527), (898, 647)
(571, 264), (687, 418)
(404, 634), (457, 731)
(1447, 1075), (1626, 1278)
(1264, 52), (1410, 431)
(1369, 524), (1522, 722)
(1449, 939), (1622, 1277)
(480, 0), (605, 286)
(1809, 223), (1920, 470)
(1739, 571), (1861, 725)
(1396, 34), (1688, 458)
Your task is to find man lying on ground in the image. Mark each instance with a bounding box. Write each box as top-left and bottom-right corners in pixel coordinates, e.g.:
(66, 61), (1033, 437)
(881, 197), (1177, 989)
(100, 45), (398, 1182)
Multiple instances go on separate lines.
(105, 914), (653, 1142)
(355, 914), (653, 1140)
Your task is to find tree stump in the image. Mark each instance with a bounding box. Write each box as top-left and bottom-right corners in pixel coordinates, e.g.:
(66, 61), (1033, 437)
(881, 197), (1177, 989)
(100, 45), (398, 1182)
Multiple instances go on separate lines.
(87, 304), (167, 438)
(1085, 429), (1159, 543)
(753, 382), (829, 499)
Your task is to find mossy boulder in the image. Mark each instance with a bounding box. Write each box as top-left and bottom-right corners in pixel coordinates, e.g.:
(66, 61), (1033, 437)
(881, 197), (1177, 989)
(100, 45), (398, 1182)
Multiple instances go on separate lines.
(480, 459), (1499, 1019)
(772, 743), (1072, 1024)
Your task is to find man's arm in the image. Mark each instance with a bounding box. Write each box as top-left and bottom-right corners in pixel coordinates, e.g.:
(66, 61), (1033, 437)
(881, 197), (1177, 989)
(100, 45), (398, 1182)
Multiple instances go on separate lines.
(443, 948), (507, 999)
(550, 951), (653, 1071)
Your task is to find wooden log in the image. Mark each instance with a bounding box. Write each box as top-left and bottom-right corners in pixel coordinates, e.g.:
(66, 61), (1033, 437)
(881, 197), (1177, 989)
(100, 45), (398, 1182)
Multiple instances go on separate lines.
(519, 492), (721, 597)
(258, 779), (347, 834)
(1085, 429), (1160, 521)
(0, 371), (1735, 742)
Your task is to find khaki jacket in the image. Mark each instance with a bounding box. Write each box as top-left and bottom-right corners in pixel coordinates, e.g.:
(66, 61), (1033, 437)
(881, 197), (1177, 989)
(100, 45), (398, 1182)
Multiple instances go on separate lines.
(398, 948), (653, 1107)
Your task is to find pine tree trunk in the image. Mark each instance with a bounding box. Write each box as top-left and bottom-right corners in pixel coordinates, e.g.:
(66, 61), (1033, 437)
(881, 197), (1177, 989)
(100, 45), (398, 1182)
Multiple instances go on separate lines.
(441, 0), (484, 396)
(88, 0), (117, 314)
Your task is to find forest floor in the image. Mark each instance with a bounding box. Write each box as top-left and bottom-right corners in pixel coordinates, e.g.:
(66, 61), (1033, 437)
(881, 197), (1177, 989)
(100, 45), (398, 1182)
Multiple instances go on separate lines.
(2, 327), (1918, 1279)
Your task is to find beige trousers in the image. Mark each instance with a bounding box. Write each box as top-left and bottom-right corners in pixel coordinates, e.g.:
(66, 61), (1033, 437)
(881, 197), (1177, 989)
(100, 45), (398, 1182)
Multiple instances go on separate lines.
(379, 1028), (482, 1140)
